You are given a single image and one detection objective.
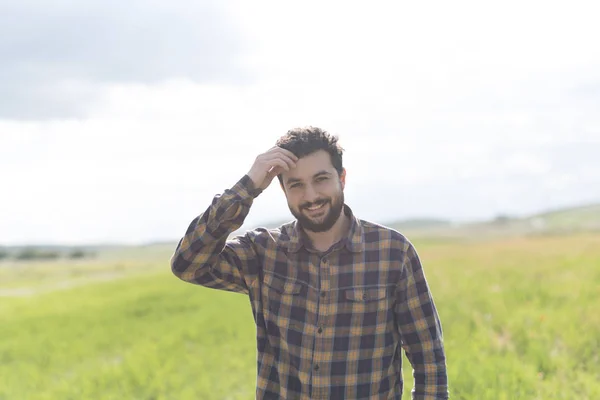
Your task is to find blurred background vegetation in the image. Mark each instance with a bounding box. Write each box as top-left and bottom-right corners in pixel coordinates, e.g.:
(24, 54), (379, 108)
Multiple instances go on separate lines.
(1, 203), (599, 399)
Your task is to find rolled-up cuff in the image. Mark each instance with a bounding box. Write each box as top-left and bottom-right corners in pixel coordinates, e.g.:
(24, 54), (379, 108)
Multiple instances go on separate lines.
(233, 174), (263, 199)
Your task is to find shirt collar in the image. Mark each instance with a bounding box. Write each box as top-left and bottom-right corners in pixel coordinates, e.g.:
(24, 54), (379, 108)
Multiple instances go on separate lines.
(281, 204), (365, 253)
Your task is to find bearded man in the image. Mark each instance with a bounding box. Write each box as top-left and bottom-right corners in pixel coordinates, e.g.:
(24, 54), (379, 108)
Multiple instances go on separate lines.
(171, 126), (449, 399)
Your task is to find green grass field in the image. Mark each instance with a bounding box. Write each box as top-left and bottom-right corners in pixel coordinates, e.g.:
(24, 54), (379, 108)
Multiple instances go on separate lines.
(1, 234), (599, 399)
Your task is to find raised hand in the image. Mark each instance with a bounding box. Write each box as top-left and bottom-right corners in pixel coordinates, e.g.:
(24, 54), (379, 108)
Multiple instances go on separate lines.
(247, 146), (298, 191)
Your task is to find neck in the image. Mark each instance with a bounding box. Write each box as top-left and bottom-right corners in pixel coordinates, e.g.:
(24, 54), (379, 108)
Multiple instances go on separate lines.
(303, 207), (351, 253)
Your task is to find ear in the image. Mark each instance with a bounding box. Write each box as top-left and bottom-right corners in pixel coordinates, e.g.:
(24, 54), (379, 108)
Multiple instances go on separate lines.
(340, 168), (346, 190)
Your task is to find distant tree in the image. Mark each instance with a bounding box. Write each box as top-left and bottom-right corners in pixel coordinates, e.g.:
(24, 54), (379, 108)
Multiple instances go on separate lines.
(493, 214), (512, 225)
(15, 248), (38, 260)
(42, 251), (61, 260)
(68, 250), (87, 259)
(15, 248), (60, 261)
(0, 251), (9, 260)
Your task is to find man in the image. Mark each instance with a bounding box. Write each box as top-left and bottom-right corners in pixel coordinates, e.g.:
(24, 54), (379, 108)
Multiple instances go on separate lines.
(171, 127), (449, 399)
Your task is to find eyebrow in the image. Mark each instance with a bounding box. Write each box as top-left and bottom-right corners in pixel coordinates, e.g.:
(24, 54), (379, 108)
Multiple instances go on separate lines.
(286, 170), (332, 186)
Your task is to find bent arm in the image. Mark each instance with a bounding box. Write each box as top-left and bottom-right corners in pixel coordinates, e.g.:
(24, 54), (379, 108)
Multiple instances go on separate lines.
(171, 175), (262, 294)
(395, 241), (449, 400)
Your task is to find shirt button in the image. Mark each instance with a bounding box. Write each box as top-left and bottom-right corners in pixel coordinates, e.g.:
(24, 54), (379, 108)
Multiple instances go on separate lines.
(322, 257), (328, 263)
(314, 364), (319, 371)
(362, 292), (368, 300)
(320, 292), (326, 298)
(317, 327), (323, 334)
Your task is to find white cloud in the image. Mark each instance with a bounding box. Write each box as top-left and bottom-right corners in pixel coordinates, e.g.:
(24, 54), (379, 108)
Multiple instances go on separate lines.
(1, 0), (600, 244)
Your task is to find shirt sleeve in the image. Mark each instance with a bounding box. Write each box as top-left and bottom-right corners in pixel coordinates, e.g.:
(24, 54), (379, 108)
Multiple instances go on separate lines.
(395, 240), (449, 400)
(170, 175), (263, 295)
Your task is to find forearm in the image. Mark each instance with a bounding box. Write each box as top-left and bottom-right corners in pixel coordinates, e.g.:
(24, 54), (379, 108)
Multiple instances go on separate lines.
(396, 241), (449, 399)
(407, 330), (448, 399)
(170, 175), (260, 288)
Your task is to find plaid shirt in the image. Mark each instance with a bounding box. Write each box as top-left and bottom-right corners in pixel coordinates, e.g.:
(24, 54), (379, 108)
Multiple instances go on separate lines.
(171, 175), (449, 399)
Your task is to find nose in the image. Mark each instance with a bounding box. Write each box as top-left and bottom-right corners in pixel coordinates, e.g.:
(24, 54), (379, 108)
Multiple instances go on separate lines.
(303, 183), (319, 204)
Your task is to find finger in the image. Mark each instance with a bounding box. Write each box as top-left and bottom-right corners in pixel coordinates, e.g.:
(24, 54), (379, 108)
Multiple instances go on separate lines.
(262, 164), (286, 188)
(266, 158), (291, 172)
(264, 153), (296, 170)
(276, 154), (296, 170)
(275, 147), (299, 161)
(281, 149), (298, 161)
(265, 165), (285, 182)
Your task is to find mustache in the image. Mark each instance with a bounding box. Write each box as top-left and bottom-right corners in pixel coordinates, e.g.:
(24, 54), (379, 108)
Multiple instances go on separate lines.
(301, 199), (329, 209)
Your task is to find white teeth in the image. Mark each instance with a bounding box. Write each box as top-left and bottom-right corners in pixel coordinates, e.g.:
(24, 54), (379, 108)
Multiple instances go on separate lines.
(307, 203), (325, 211)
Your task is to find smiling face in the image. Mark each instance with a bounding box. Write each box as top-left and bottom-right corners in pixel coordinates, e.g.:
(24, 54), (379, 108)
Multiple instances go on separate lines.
(280, 150), (346, 233)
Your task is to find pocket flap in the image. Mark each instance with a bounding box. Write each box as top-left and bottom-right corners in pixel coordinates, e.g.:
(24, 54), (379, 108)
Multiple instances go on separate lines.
(345, 287), (387, 301)
(264, 274), (302, 294)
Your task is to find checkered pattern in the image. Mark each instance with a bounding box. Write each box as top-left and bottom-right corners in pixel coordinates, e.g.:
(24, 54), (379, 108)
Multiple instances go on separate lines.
(171, 175), (449, 399)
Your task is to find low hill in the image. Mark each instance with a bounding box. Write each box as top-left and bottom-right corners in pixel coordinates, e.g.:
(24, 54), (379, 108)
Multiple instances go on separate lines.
(526, 203), (600, 232)
(251, 203), (600, 240)
(393, 202), (600, 239)
(386, 218), (453, 231)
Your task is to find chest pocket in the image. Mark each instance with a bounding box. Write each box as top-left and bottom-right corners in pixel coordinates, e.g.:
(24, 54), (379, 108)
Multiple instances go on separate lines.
(262, 274), (305, 315)
(340, 286), (393, 335)
(344, 287), (387, 302)
(264, 273), (303, 295)
(262, 274), (305, 318)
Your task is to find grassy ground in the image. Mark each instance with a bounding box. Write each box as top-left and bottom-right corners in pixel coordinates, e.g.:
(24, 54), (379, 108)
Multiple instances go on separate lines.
(1, 234), (599, 399)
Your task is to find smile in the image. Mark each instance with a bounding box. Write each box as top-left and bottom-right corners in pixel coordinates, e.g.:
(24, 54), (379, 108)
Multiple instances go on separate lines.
(305, 202), (326, 211)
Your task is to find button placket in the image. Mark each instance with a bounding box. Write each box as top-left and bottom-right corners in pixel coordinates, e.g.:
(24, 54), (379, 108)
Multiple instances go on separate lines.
(312, 254), (331, 382)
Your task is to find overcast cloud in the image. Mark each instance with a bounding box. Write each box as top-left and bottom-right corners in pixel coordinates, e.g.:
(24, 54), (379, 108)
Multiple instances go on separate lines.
(1, 0), (599, 245)
(0, 0), (246, 119)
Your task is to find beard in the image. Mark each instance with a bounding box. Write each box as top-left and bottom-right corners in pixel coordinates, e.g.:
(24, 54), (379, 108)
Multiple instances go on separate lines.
(289, 190), (345, 233)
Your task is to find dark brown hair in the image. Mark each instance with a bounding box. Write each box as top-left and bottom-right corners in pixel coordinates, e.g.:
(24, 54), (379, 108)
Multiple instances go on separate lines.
(276, 126), (344, 185)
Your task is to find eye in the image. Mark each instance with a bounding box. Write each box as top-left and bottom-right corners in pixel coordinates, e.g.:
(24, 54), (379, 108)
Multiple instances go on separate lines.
(316, 176), (328, 182)
(289, 183), (302, 189)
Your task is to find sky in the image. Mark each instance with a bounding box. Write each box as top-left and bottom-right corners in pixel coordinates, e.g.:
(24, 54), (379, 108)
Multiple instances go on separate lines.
(1, 0), (599, 245)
